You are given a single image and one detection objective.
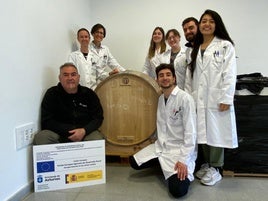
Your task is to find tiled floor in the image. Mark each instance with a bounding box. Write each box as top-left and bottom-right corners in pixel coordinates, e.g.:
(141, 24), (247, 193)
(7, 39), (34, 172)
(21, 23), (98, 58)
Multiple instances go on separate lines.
(22, 164), (268, 201)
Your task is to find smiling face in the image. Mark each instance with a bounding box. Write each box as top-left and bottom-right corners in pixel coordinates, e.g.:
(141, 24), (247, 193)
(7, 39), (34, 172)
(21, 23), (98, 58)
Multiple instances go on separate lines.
(199, 14), (216, 36)
(166, 31), (180, 50)
(92, 28), (105, 44)
(157, 68), (176, 89)
(77, 30), (90, 48)
(152, 28), (164, 45)
(59, 65), (80, 94)
(183, 20), (198, 43)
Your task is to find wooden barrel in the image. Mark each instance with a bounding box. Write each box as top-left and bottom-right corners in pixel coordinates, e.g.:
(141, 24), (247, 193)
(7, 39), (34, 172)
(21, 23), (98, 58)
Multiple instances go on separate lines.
(95, 70), (161, 146)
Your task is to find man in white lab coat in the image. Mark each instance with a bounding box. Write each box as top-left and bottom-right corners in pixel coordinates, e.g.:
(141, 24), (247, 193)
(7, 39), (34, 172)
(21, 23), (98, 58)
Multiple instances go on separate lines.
(182, 17), (206, 172)
(129, 63), (197, 198)
(68, 28), (108, 90)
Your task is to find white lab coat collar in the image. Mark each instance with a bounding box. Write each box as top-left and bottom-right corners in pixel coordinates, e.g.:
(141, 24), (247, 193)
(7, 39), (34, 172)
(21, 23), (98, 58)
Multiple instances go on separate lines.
(171, 85), (180, 96)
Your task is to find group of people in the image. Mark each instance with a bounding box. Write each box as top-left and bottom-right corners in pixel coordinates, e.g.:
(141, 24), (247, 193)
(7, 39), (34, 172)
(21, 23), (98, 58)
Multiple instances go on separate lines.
(33, 23), (125, 144)
(33, 9), (238, 199)
(69, 23), (126, 90)
(130, 9), (238, 198)
(142, 27), (187, 90)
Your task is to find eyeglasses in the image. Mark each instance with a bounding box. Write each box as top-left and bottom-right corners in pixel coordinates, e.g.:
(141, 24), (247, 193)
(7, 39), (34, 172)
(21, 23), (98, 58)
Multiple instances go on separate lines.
(167, 36), (177, 41)
(95, 31), (104, 35)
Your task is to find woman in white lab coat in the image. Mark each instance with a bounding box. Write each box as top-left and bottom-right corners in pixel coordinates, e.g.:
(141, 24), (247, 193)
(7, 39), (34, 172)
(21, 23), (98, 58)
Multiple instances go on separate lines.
(185, 9), (238, 186)
(142, 27), (166, 79)
(68, 28), (108, 90)
(90, 23), (125, 76)
(160, 29), (187, 90)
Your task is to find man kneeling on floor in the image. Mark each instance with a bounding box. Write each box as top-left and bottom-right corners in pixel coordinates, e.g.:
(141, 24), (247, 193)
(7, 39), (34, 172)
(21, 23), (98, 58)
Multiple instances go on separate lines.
(33, 62), (104, 145)
(129, 63), (197, 198)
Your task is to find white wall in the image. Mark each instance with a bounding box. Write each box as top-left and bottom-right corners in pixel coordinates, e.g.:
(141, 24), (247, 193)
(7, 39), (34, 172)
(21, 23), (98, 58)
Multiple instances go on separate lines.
(90, 0), (268, 76)
(1, 0), (267, 200)
(0, 0), (91, 200)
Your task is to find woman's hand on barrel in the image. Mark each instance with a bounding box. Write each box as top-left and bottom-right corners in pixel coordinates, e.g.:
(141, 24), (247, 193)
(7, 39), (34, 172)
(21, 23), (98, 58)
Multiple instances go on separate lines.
(109, 68), (119, 75)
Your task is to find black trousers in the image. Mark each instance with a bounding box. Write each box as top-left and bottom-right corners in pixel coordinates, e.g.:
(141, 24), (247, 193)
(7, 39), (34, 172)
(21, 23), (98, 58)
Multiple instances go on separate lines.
(129, 156), (190, 198)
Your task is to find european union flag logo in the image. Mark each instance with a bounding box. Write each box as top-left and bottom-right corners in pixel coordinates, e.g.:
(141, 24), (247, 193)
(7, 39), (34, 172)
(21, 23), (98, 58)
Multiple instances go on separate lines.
(37, 161), (55, 173)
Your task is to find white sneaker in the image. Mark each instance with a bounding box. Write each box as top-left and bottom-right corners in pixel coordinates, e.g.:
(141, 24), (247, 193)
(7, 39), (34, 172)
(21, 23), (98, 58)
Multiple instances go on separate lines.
(195, 163), (209, 179)
(201, 167), (222, 186)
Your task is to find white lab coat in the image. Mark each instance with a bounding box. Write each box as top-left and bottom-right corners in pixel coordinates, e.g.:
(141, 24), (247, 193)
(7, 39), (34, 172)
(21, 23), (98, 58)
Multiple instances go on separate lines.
(142, 50), (163, 79)
(90, 42), (126, 72)
(134, 86), (197, 181)
(68, 50), (108, 90)
(185, 37), (238, 148)
(160, 49), (188, 90)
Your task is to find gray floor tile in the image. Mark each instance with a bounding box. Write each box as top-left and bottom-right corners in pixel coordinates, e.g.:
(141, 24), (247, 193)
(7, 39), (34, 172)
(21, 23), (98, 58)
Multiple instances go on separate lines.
(22, 165), (268, 201)
(22, 191), (78, 201)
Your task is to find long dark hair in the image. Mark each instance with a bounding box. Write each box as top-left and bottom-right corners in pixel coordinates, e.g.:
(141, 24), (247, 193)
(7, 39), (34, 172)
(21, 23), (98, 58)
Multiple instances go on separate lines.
(190, 9), (234, 77)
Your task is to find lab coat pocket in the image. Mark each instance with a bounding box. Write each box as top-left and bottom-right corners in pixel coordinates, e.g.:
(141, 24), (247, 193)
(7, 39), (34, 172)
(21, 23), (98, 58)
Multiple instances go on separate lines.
(208, 87), (223, 109)
(213, 50), (224, 64)
(101, 55), (108, 66)
(207, 109), (236, 146)
(168, 110), (183, 126)
(212, 52), (224, 72)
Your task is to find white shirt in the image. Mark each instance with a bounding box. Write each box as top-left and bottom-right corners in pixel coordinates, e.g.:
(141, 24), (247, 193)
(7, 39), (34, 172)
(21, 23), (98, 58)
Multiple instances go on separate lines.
(142, 49), (163, 79)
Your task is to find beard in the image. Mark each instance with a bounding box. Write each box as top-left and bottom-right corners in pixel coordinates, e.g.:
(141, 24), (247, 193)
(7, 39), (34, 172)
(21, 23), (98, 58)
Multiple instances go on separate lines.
(186, 34), (196, 43)
(160, 83), (173, 89)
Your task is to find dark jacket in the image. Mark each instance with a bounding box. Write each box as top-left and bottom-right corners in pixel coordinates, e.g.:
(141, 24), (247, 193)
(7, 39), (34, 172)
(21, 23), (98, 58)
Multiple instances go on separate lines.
(41, 83), (103, 141)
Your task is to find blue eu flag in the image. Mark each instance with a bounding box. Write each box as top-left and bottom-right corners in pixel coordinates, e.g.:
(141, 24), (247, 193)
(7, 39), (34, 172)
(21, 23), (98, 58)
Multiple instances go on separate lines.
(37, 161), (55, 173)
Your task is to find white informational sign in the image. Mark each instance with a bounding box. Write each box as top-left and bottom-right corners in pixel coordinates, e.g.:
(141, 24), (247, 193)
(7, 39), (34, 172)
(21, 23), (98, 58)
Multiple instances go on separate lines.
(33, 140), (105, 192)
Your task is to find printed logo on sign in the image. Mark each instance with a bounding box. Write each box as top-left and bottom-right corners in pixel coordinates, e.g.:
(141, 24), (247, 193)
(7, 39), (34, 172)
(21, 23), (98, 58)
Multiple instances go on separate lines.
(65, 170), (103, 184)
(37, 161), (55, 173)
(37, 175), (43, 183)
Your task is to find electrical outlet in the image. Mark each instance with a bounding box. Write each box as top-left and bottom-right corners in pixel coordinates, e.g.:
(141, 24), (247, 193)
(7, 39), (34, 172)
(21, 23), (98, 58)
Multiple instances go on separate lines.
(15, 122), (36, 150)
